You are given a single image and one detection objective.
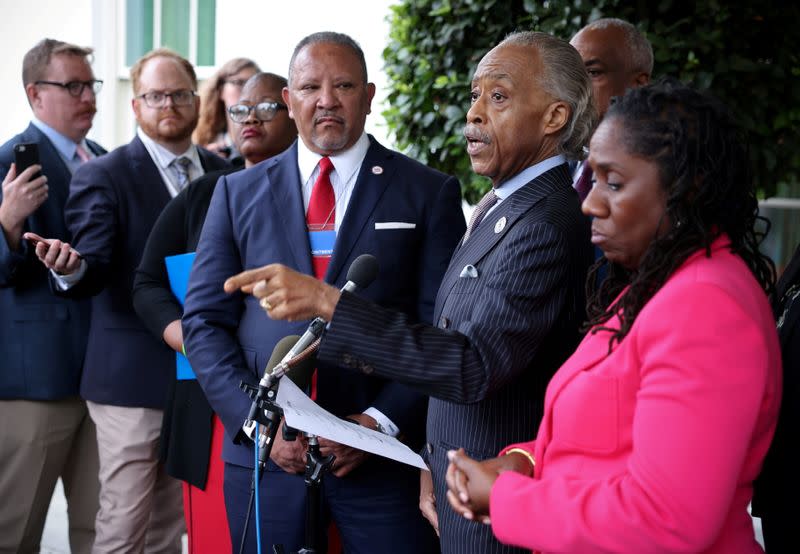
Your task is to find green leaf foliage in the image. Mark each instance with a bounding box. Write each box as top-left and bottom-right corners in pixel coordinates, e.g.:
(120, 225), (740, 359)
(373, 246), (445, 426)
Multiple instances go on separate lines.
(383, 0), (800, 202)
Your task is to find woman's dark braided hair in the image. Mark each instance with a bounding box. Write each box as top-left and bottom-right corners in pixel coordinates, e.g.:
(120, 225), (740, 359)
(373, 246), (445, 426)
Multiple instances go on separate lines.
(583, 78), (776, 349)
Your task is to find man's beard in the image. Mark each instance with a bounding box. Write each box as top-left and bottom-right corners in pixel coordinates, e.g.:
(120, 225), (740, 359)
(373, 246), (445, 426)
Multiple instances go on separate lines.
(139, 109), (198, 144)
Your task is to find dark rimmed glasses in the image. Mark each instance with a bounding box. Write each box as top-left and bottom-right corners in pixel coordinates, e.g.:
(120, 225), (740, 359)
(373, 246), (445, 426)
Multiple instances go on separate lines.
(35, 79), (103, 97)
(137, 90), (197, 108)
(228, 102), (288, 123)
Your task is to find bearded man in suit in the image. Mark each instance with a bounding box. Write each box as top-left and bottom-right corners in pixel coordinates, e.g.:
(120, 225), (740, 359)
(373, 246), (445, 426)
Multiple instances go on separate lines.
(30, 47), (229, 552)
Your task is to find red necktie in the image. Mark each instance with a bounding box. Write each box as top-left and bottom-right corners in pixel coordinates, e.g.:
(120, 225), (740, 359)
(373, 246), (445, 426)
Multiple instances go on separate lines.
(307, 157), (335, 279)
(306, 157), (335, 400)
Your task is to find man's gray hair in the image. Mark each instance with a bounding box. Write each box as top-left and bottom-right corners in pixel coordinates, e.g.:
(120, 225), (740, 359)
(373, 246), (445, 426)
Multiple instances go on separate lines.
(501, 31), (598, 160)
(581, 18), (654, 75)
(288, 32), (368, 85)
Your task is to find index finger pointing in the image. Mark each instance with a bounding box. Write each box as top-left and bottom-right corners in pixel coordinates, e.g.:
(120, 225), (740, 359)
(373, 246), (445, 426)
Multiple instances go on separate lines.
(223, 265), (278, 294)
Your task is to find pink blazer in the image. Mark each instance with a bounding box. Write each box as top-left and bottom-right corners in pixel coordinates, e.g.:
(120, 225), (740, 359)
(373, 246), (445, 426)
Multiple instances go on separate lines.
(490, 237), (781, 553)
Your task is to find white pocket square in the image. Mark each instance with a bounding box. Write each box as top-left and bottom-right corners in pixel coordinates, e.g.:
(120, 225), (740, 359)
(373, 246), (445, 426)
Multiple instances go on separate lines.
(375, 222), (416, 230)
(459, 264), (479, 278)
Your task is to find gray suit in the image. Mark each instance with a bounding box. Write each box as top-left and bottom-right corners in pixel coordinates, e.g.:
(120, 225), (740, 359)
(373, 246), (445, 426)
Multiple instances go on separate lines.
(320, 163), (593, 553)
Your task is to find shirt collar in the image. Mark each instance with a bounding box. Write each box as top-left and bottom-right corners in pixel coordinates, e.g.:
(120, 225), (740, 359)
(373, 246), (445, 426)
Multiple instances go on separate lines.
(296, 132), (370, 184)
(31, 116), (88, 161)
(493, 154), (566, 201)
(137, 127), (201, 171)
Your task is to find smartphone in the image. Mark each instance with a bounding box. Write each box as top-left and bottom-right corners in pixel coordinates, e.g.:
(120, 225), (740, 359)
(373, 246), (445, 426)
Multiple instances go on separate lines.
(23, 232), (83, 259)
(13, 142), (41, 178)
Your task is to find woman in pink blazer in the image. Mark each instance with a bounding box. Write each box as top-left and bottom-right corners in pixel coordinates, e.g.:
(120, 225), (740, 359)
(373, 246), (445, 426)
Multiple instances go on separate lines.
(445, 80), (781, 553)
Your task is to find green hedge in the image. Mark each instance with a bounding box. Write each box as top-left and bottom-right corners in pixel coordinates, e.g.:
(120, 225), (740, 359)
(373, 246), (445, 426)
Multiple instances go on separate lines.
(382, 0), (800, 203)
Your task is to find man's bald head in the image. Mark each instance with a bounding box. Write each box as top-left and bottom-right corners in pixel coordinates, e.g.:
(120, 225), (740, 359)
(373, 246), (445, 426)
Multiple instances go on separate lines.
(571, 18), (652, 117)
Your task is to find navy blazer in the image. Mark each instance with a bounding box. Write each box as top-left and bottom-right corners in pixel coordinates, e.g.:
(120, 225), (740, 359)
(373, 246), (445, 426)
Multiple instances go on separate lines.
(182, 137), (465, 467)
(57, 136), (228, 408)
(319, 163), (592, 554)
(0, 124), (104, 399)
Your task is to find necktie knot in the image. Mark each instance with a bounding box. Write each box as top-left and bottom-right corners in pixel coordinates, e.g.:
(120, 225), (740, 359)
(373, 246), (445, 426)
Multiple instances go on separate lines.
(173, 156), (192, 190)
(464, 189), (498, 242)
(75, 143), (91, 163)
(318, 156), (334, 179)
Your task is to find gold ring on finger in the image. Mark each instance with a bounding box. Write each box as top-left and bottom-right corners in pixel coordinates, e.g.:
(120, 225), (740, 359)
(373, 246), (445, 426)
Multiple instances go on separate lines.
(260, 298), (272, 311)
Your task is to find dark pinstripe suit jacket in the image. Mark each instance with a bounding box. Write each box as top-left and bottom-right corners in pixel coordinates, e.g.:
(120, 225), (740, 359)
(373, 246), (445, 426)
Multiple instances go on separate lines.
(320, 163), (593, 553)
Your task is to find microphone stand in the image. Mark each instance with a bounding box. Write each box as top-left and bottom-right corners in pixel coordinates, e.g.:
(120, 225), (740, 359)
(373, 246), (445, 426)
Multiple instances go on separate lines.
(240, 341), (335, 554)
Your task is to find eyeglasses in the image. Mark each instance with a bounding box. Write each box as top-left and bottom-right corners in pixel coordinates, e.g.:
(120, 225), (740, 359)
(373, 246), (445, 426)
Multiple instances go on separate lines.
(35, 79), (103, 97)
(228, 102), (288, 123)
(137, 90), (197, 108)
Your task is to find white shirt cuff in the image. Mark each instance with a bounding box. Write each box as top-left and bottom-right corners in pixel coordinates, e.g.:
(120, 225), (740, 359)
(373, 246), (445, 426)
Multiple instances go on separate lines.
(363, 407), (400, 437)
(51, 259), (87, 290)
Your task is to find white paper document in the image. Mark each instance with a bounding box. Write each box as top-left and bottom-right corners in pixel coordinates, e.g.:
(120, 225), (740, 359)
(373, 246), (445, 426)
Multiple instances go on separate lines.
(276, 377), (428, 470)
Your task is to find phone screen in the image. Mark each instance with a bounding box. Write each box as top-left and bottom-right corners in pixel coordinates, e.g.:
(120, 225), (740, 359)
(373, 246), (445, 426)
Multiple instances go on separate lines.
(14, 142), (41, 176)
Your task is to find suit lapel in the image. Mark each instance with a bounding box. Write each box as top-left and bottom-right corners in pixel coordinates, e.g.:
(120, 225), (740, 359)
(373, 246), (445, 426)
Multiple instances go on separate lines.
(325, 139), (392, 284)
(128, 136), (172, 207)
(266, 143), (314, 276)
(435, 164), (573, 314)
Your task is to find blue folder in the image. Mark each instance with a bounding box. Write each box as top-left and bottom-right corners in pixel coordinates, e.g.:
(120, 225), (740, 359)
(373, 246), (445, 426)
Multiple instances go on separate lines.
(165, 252), (196, 380)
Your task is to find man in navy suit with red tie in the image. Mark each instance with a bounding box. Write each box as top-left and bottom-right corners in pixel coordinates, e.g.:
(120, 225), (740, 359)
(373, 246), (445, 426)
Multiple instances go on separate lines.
(182, 32), (465, 552)
(227, 32), (597, 554)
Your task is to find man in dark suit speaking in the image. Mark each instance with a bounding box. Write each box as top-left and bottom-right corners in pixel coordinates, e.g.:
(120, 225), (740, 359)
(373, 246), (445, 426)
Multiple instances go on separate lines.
(29, 48), (229, 551)
(181, 32), (465, 553)
(0, 38), (105, 554)
(227, 31), (596, 554)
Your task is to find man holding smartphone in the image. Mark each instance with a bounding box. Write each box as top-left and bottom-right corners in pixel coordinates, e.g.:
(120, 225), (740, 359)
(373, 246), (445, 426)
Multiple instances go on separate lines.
(0, 38), (106, 553)
(29, 48), (230, 553)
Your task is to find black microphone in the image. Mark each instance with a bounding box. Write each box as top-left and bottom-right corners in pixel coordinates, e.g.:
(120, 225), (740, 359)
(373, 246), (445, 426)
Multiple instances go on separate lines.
(273, 254), (379, 370)
(267, 336), (315, 390)
(243, 335), (317, 442)
(252, 336), (316, 468)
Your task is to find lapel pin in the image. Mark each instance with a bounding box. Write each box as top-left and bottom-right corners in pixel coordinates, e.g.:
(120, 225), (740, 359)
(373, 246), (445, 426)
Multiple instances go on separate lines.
(371, 165), (383, 175)
(494, 216), (507, 233)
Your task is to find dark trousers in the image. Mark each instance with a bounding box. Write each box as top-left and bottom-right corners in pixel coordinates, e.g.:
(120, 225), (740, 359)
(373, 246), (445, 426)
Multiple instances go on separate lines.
(224, 456), (439, 554)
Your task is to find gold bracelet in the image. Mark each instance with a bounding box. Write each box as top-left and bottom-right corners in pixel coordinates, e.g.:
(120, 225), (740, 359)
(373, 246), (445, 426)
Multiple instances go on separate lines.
(504, 448), (535, 474)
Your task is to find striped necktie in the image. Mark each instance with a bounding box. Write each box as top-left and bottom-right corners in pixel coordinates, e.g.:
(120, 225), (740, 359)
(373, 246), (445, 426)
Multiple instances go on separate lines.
(173, 156), (192, 190)
(463, 189), (498, 242)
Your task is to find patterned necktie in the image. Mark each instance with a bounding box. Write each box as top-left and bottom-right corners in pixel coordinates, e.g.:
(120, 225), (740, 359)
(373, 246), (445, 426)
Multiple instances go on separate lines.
(307, 157), (336, 279)
(574, 162), (593, 202)
(463, 189), (498, 242)
(173, 156), (192, 191)
(75, 143), (91, 163)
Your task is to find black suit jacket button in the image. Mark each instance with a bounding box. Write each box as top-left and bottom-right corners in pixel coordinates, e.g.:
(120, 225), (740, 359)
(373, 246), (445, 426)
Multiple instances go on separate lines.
(361, 362), (374, 375)
(439, 316), (449, 329)
(342, 353), (354, 367)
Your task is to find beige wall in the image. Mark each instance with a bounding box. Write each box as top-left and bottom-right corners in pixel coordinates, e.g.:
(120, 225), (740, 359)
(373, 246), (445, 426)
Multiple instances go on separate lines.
(0, 0), (395, 151)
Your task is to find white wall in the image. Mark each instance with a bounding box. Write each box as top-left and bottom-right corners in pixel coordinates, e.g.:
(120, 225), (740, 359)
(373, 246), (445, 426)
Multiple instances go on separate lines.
(0, 0), (396, 150)
(0, 0), (95, 141)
